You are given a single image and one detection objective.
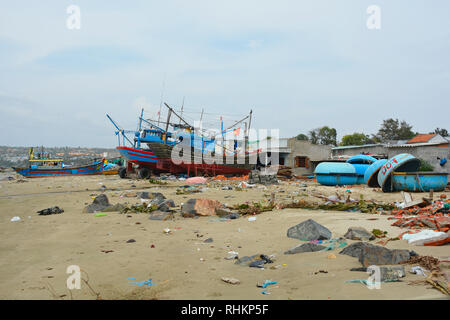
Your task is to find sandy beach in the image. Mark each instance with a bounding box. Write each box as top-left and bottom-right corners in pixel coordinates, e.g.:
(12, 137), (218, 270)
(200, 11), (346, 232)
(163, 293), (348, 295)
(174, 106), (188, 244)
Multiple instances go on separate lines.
(0, 172), (449, 300)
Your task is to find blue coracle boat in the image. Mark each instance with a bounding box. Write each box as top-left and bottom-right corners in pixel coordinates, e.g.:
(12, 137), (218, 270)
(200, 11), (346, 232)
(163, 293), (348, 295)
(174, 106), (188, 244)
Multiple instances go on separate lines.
(392, 172), (448, 192)
(377, 153), (421, 192)
(314, 162), (358, 186)
(346, 155), (376, 184)
(364, 159), (388, 187)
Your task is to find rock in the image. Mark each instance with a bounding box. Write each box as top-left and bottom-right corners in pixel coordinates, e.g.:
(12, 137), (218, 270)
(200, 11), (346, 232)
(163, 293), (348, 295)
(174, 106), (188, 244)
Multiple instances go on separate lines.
(221, 277), (240, 285)
(234, 254), (261, 266)
(102, 203), (126, 212)
(344, 227), (375, 241)
(181, 198), (224, 217)
(379, 266), (406, 281)
(148, 212), (173, 221)
(339, 242), (374, 258)
(359, 247), (411, 267)
(204, 238), (213, 243)
(158, 199), (176, 212)
(223, 212), (240, 220)
(284, 243), (326, 254)
(287, 219), (332, 241)
(126, 239), (136, 243)
(83, 194), (111, 213)
(137, 192), (150, 199)
(215, 207), (236, 217)
(339, 242), (411, 267)
(37, 206), (64, 215)
(150, 192), (167, 206)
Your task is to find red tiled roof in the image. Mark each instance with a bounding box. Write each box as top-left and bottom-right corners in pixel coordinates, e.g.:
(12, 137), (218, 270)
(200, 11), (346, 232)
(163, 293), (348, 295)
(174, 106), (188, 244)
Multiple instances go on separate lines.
(407, 133), (436, 144)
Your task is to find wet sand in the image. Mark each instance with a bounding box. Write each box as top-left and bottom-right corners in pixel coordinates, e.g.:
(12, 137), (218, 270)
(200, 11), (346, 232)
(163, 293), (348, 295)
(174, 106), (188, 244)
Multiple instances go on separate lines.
(0, 173), (449, 300)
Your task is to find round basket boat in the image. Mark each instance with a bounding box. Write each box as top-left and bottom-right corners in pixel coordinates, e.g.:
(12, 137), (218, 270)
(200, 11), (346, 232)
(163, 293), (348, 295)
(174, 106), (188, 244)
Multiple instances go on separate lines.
(392, 172), (448, 192)
(314, 162), (358, 186)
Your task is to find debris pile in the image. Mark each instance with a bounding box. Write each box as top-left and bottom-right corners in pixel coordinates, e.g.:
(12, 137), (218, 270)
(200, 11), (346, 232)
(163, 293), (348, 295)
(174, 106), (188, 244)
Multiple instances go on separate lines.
(248, 170), (278, 185)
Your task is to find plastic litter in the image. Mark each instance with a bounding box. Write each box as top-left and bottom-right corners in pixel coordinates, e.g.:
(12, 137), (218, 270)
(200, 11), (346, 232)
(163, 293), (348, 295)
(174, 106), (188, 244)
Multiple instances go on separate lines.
(128, 277), (155, 287)
(402, 230), (447, 245)
(10, 216), (21, 222)
(410, 266), (427, 276)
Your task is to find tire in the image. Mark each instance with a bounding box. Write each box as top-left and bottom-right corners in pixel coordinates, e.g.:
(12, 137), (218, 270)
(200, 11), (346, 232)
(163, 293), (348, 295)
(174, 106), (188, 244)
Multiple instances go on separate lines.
(118, 167), (127, 179)
(137, 168), (150, 179)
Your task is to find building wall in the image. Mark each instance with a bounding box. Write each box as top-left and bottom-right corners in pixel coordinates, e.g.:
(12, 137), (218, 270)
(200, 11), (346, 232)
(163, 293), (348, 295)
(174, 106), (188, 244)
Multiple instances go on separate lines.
(332, 145), (387, 157)
(286, 138), (332, 175)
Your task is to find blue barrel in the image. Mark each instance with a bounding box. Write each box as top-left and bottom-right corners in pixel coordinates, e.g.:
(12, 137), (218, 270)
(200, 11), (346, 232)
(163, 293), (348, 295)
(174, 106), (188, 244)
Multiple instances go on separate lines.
(377, 153), (421, 192)
(364, 159), (388, 187)
(392, 172), (448, 192)
(314, 162), (358, 186)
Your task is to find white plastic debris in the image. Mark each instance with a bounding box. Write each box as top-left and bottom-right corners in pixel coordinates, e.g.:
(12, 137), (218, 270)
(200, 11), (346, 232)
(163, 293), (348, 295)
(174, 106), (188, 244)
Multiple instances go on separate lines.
(10, 216), (21, 222)
(248, 217), (257, 222)
(410, 266), (427, 276)
(402, 230), (447, 245)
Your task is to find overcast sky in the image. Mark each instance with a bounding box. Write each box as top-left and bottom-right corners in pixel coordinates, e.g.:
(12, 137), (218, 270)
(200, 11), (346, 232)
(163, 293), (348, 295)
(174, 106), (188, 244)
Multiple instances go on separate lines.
(0, 0), (449, 148)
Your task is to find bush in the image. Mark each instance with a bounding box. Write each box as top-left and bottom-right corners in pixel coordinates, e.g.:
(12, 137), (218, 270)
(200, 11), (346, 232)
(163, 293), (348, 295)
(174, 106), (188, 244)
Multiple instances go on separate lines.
(418, 158), (434, 172)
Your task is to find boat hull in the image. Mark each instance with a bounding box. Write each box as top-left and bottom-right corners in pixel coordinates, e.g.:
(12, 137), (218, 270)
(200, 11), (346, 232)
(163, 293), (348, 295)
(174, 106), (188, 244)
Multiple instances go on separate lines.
(314, 162), (358, 186)
(364, 159), (388, 187)
(392, 172), (448, 192)
(12, 160), (104, 178)
(117, 144), (254, 176)
(377, 153), (421, 192)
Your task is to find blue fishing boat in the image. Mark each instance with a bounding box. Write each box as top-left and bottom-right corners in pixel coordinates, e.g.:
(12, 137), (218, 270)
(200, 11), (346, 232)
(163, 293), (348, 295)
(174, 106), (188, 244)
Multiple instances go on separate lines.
(346, 155), (377, 184)
(314, 162), (358, 186)
(364, 159), (388, 187)
(107, 104), (256, 178)
(377, 153), (421, 192)
(12, 147), (104, 178)
(392, 172), (448, 192)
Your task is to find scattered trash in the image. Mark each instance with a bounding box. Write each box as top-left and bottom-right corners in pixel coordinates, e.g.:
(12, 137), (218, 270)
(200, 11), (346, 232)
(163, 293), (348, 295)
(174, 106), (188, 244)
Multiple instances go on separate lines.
(95, 213), (107, 217)
(257, 280), (277, 288)
(402, 230), (449, 246)
(10, 216), (21, 222)
(37, 206), (64, 216)
(248, 217), (256, 222)
(410, 266), (428, 276)
(128, 277), (154, 287)
(314, 270), (328, 274)
(221, 277), (240, 285)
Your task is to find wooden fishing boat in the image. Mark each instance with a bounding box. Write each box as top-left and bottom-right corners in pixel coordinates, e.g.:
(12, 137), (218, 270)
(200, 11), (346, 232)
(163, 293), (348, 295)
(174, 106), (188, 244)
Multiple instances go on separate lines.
(12, 147), (104, 178)
(108, 104), (259, 178)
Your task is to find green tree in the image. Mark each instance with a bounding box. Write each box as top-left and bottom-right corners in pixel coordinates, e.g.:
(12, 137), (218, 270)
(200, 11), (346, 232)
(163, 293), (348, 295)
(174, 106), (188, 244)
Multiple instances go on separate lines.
(432, 128), (449, 137)
(340, 133), (371, 146)
(309, 126), (337, 146)
(296, 133), (309, 141)
(376, 118), (415, 142)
